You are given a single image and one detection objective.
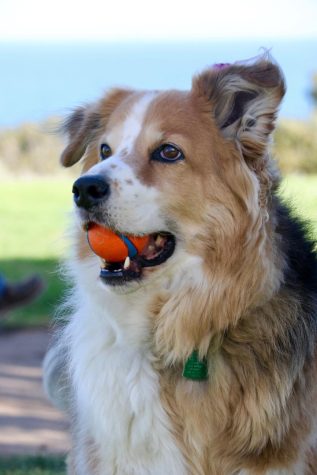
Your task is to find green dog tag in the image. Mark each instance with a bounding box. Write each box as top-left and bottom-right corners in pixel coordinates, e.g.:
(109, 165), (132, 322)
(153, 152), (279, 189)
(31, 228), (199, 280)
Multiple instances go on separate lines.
(183, 350), (208, 381)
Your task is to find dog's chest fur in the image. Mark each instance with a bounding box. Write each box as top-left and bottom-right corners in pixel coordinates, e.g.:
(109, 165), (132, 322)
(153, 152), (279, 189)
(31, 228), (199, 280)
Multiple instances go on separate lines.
(66, 286), (187, 475)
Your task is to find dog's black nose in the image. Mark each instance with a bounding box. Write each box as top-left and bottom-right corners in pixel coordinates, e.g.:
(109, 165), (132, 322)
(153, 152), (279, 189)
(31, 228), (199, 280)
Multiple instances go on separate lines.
(72, 175), (110, 209)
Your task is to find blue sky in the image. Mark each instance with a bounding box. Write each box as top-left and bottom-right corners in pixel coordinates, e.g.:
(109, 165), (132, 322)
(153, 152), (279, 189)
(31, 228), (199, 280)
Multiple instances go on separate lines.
(1, 0), (317, 42)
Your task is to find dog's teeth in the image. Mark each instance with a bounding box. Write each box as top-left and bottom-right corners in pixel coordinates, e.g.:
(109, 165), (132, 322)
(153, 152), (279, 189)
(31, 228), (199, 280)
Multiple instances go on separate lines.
(155, 235), (164, 246)
(99, 258), (106, 269)
(148, 245), (155, 252)
(124, 256), (130, 270)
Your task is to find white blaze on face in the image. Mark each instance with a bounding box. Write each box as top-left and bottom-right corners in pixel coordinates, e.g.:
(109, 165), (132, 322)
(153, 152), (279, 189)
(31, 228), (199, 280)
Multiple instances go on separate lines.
(107, 92), (158, 154)
(84, 92), (167, 235)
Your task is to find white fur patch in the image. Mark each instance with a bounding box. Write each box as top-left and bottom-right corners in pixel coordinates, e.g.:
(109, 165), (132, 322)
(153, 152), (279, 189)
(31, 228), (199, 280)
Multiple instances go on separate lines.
(85, 157), (166, 236)
(106, 92), (157, 154)
(63, 280), (187, 474)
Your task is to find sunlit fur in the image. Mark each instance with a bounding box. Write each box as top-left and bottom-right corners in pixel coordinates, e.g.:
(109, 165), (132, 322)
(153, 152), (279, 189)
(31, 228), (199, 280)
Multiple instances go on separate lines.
(46, 56), (317, 474)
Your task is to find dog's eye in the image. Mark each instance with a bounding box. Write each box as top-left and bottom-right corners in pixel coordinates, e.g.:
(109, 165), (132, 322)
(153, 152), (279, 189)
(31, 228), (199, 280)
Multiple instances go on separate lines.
(100, 143), (112, 161)
(151, 144), (184, 163)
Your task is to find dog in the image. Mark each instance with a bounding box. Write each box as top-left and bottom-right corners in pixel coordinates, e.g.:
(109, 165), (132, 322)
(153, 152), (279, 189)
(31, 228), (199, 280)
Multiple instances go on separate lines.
(44, 55), (317, 474)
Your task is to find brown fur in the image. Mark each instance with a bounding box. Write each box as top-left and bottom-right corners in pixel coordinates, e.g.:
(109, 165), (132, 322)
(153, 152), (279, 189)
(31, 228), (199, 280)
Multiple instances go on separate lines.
(154, 292), (317, 474)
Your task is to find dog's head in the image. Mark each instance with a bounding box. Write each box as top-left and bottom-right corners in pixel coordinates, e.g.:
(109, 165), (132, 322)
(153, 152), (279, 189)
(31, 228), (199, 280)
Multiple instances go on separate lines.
(62, 57), (285, 347)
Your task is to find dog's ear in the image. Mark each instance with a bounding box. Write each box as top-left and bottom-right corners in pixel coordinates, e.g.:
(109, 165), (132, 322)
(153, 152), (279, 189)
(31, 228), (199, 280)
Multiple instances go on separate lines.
(192, 56), (285, 161)
(60, 104), (102, 167)
(60, 89), (132, 167)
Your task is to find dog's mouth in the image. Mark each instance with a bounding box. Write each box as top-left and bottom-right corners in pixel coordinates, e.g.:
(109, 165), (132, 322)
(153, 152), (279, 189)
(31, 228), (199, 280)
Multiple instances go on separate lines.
(90, 228), (176, 285)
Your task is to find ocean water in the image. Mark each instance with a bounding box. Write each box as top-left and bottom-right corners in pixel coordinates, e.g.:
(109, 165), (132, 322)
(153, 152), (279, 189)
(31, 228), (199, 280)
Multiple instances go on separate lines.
(0, 39), (316, 128)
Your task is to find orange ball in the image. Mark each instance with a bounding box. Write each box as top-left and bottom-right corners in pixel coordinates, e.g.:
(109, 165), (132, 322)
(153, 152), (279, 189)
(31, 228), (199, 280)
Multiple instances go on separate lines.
(87, 223), (150, 262)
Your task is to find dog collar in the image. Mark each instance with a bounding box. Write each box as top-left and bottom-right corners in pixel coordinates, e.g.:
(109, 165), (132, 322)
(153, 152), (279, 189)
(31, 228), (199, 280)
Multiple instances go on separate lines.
(183, 350), (208, 381)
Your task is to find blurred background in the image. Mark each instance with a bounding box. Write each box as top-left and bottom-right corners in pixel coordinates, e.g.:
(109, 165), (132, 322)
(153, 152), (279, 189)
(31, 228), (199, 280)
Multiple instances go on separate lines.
(0, 0), (316, 473)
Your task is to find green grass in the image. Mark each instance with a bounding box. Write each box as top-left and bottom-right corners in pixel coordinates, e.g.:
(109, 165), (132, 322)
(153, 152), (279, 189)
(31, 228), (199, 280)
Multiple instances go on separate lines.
(0, 179), (73, 259)
(0, 175), (316, 328)
(0, 455), (66, 475)
(0, 258), (66, 327)
(279, 174), (317, 230)
(0, 178), (73, 327)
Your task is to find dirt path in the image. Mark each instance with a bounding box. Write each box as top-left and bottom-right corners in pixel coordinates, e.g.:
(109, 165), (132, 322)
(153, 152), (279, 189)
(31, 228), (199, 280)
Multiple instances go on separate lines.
(0, 328), (70, 456)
